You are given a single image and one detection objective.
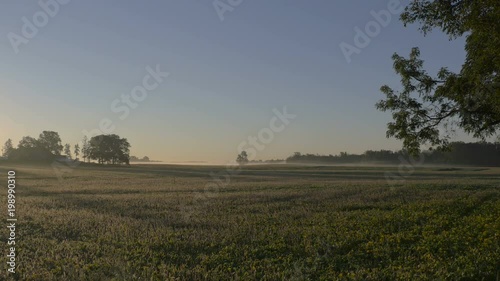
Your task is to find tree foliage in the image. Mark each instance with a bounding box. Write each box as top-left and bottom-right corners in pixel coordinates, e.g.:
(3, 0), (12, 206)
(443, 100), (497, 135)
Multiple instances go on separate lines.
(377, 0), (500, 154)
(2, 139), (14, 158)
(236, 151), (249, 165)
(38, 131), (63, 155)
(82, 136), (90, 163)
(64, 143), (72, 158)
(18, 136), (39, 149)
(8, 147), (55, 163)
(88, 134), (130, 165)
(2, 132), (132, 164)
(74, 144), (80, 159)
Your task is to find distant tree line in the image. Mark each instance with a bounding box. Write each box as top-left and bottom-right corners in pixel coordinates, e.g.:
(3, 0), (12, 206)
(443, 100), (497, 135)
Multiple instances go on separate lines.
(286, 142), (500, 167)
(129, 156), (158, 162)
(1, 131), (130, 165)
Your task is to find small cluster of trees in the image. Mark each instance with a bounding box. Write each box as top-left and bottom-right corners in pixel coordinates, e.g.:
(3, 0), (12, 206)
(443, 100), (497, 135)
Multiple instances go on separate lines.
(2, 131), (64, 162)
(2, 131), (130, 165)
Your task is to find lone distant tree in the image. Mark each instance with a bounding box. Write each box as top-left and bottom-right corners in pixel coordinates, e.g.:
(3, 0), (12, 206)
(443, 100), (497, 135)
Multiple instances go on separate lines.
(74, 144), (80, 160)
(38, 131), (63, 155)
(88, 134), (130, 165)
(2, 139), (14, 158)
(142, 156), (150, 162)
(376, 0), (500, 155)
(64, 143), (72, 159)
(236, 151), (249, 165)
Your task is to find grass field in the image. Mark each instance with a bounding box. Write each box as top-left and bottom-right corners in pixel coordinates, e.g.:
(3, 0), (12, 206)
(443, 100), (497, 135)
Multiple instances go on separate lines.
(0, 163), (499, 280)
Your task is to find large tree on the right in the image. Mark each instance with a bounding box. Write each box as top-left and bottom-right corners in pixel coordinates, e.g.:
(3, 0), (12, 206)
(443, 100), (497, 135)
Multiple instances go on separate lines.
(376, 0), (500, 155)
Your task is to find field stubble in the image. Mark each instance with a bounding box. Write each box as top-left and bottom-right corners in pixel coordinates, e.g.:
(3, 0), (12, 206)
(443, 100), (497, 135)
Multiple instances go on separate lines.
(0, 163), (498, 280)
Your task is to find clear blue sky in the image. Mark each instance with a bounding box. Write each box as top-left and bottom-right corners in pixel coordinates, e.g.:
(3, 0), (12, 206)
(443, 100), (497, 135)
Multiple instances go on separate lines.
(0, 0), (470, 163)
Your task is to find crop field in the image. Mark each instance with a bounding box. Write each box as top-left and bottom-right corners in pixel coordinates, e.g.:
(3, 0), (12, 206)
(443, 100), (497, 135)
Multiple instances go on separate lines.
(0, 163), (499, 280)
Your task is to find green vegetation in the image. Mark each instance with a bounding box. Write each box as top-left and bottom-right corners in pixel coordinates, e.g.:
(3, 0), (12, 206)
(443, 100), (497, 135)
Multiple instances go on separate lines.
(0, 163), (498, 280)
(237, 151), (249, 165)
(2, 131), (130, 165)
(287, 142), (500, 166)
(377, 0), (500, 154)
(87, 134), (130, 165)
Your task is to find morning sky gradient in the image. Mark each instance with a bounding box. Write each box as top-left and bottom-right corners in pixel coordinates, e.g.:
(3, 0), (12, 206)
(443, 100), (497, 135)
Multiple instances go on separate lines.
(0, 0), (471, 163)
